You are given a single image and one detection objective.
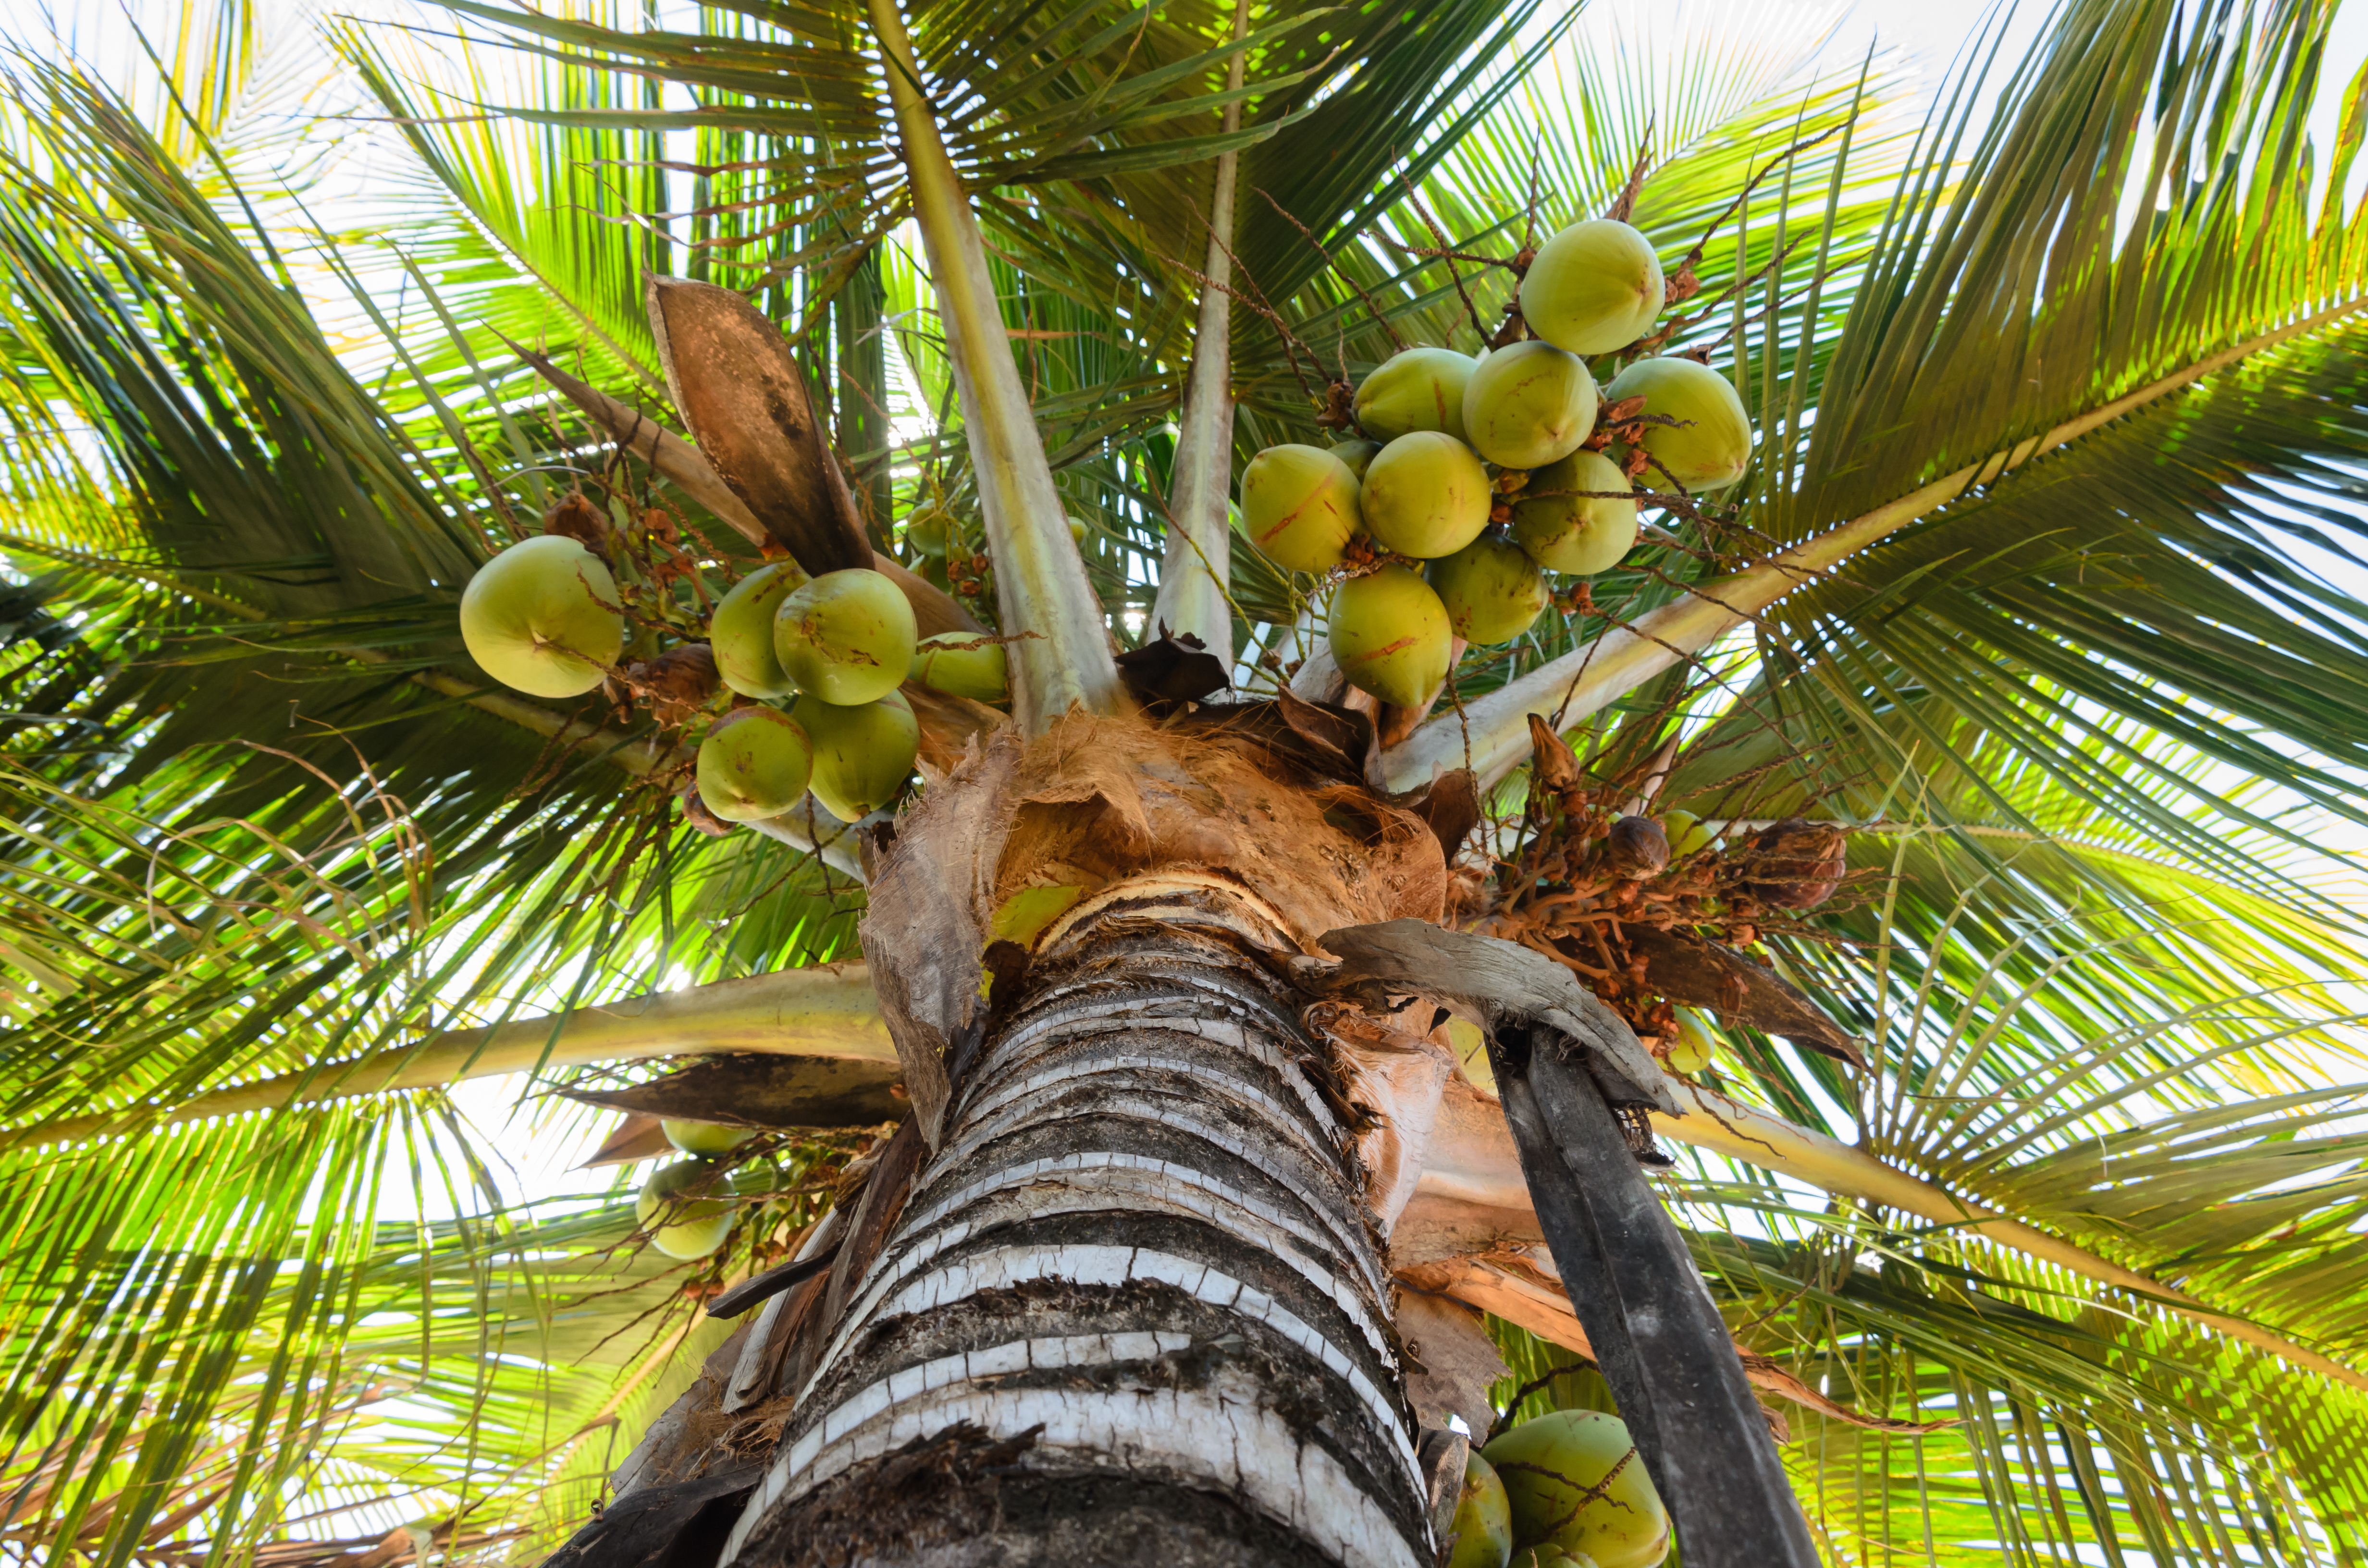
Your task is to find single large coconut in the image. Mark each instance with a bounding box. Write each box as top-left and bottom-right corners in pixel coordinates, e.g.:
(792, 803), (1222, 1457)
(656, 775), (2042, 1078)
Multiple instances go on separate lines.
(695, 706), (814, 822)
(635, 1159), (736, 1261)
(1361, 432), (1491, 559)
(911, 631), (1008, 703)
(1240, 444), (1362, 573)
(1355, 346), (1479, 443)
(1430, 536), (1549, 644)
(709, 560), (809, 698)
(1462, 341), (1597, 469)
(459, 535), (624, 698)
(1519, 219), (1665, 356)
(773, 567), (917, 706)
(1481, 1411), (1670, 1568)
(1328, 565), (1452, 708)
(1604, 357), (1752, 492)
(1511, 449), (1639, 576)
(664, 1119), (755, 1156)
(1447, 1450), (1515, 1568)
(795, 689), (920, 821)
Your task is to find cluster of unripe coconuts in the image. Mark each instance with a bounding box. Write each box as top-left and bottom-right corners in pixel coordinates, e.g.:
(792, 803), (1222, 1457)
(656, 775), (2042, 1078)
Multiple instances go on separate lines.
(458, 535), (1008, 826)
(635, 1119), (763, 1260)
(1239, 217), (1750, 708)
(1447, 1411), (1672, 1568)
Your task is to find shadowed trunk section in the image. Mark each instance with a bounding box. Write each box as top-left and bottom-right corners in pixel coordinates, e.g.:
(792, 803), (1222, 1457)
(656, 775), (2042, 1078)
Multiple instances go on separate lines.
(718, 894), (1430, 1567)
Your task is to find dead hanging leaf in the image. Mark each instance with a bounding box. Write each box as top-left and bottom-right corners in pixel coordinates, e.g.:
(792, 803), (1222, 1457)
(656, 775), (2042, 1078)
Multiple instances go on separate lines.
(580, 1113), (674, 1168)
(557, 1053), (906, 1130)
(1396, 1286), (1510, 1436)
(1621, 925), (1861, 1064)
(644, 275), (875, 576)
(1113, 631), (1229, 707)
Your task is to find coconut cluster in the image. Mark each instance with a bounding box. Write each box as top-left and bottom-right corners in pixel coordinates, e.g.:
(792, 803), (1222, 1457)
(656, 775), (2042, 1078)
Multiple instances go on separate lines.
(1448, 1413), (1672, 1568)
(1235, 217), (1754, 710)
(459, 510), (1011, 831)
(634, 1119), (758, 1261)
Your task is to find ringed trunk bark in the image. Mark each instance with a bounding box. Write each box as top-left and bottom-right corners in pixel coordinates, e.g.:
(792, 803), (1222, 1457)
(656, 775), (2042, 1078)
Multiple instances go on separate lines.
(716, 892), (1430, 1566)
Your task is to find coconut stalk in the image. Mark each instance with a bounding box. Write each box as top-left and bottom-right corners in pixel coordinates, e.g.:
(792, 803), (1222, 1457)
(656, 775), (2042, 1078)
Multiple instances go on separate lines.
(866, 0), (1123, 732)
(1381, 296), (2368, 793)
(1145, 0), (1251, 661)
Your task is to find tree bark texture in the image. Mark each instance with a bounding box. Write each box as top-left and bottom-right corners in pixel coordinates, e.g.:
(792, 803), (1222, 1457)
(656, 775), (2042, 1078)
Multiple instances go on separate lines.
(714, 896), (1431, 1567)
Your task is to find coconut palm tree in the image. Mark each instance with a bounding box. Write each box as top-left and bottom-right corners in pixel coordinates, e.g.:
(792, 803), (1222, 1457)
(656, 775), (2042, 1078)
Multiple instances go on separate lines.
(2, 0), (2367, 1562)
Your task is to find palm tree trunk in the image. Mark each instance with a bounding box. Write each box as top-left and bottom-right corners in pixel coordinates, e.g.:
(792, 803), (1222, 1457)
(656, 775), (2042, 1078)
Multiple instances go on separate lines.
(716, 899), (1431, 1567)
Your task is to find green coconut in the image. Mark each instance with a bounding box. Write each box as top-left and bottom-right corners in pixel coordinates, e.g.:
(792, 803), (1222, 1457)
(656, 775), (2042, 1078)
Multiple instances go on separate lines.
(1361, 432), (1492, 560)
(1430, 536), (1549, 645)
(1604, 357), (1752, 492)
(1666, 1007), (1717, 1076)
(664, 1119), (756, 1157)
(1447, 1450), (1515, 1568)
(1240, 444), (1363, 573)
(459, 535), (624, 698)
(911, 632), (1008, 704)
(709, 561), (810, 698)
(1355, 346), (1479, 443)
(773, 567), (918, 706)
(1509, 1550), (1594, 1568)
(1330, 438), (1384, 481)
(1462, 341), (1598, 470)
(795, 689), (920, 821)
(1328, 565), (1452, 709)
(1511, 450), (1639, 576)
(635, 1160), (736, 1261)
(1660, 808), (1716, 859)
(695, 706), (814, 822)
(904, 508), (954, 560)
(1519, 219), (1665, 356)
(1481, 1411), (1670, 1568)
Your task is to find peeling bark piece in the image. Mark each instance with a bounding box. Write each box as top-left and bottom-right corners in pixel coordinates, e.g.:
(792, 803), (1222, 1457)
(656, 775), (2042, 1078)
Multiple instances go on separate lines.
(545, 1463), (763, 1568)
(1397, 1288), (1509, 1436)
(860, 727), (1026, 1140)
(558, 1054), (904, 1131)
(1416, 1427), (1470, 1549)
(1315, 919), (1678, 1115)
(644, 275), (874, 575)
(1114, 630), (1230, 706)
(1397, 768), (1481, 860)
(1502, 1046), (1819, 1567)
(1622, 925), (1862, 1064)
